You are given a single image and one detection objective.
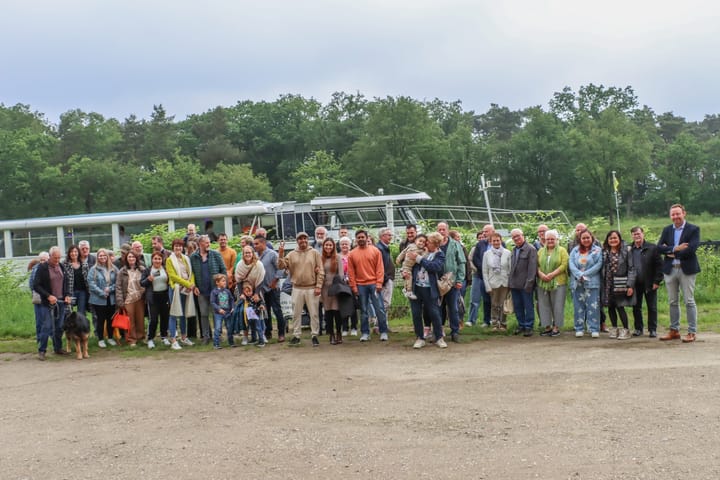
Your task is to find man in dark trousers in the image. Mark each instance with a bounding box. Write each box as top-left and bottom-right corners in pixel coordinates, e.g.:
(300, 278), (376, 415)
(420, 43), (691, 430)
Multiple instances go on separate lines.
(629, 226), (663, 338)
(657, 204), (701, 343)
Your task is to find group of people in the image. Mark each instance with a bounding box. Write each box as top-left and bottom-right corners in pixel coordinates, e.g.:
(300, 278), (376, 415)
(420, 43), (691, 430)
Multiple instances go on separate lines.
(464, 203), (700, 344)
(27, 203), (701, 360)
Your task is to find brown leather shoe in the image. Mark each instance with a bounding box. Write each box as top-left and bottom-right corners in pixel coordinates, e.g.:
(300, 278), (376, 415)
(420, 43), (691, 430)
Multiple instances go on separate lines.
(682, 333), (696, 343)
(659, 329), (681, 341)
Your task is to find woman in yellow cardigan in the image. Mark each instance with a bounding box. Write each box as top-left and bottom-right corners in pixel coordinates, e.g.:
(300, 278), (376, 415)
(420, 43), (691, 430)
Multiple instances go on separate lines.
(165, 239), (196, 350)
(536, 230), (569, 337)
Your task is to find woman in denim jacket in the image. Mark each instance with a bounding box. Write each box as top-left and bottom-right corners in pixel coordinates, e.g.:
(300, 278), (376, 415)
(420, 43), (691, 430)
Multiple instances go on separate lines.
(88, 248), (118, 348)
(569, 229), (604, 338)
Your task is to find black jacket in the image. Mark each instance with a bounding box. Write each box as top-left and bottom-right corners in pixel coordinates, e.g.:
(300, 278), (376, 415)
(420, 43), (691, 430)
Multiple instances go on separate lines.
(631, 241), (663, 291)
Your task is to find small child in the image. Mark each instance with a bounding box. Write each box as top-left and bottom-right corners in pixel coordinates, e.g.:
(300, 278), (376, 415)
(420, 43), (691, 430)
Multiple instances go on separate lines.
(210, 274), (235, 349)
(396, 234), (427, 300)
(238, 282), (267, 347)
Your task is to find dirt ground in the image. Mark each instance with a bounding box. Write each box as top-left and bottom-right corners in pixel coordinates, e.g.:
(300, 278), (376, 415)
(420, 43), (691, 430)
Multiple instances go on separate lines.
(2, 332), (720, 480)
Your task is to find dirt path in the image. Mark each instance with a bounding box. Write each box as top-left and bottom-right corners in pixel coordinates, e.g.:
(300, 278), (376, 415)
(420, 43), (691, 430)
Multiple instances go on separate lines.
(2, 333), (720, 479)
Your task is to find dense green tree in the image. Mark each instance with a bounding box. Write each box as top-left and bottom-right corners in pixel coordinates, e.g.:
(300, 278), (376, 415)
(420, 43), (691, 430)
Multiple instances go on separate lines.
(290, 150), (348, 202)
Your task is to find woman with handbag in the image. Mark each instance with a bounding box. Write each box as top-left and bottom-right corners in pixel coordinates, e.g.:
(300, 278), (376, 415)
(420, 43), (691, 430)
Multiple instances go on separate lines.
(166, 239), (196, 350)
(338, 236), (359, 337)
(88, 249), (119, 348)
(320, 238), (344, 345)
(482, 233), (512, 332)
(115, 251), (146, 347)
(601, 230), (636, 340)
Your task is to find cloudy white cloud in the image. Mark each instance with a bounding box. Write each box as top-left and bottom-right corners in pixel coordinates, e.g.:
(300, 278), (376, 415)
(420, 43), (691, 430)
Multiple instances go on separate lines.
(2, 0), (718, 123)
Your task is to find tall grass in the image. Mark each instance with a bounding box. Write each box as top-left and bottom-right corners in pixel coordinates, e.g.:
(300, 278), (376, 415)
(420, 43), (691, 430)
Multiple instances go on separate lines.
(0, 263), (34, 338)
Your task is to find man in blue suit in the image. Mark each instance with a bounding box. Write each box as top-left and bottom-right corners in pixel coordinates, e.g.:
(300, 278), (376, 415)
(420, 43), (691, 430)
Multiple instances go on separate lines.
(657, 204), (701, 343)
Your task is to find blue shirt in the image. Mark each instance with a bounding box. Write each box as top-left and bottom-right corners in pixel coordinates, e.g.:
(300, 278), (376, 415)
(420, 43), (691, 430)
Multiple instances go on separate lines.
(672, 222), (685, 265)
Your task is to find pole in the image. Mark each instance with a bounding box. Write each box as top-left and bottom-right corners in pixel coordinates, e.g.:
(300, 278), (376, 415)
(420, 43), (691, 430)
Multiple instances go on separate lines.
(481, 174), (494, 228)
(612, 171), (621, 231)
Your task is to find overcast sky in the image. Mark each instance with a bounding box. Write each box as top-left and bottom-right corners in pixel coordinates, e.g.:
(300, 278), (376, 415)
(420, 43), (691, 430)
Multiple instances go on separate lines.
(2, 0), (718, 124)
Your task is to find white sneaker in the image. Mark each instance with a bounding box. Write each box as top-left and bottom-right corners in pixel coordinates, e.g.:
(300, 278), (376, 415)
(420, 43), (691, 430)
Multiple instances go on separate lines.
(241, 336), (249, 346)
(107, 338), (117, 346)
(380, 332), (388, 341)
(436, 338), (448, 348)
(341, 330), (348, 337)
(609, 328), (619, 339)
(407, 293), (417, 300)
(350, 329), (358, 336)
(180, 337), (194, 346)
(413, 338), (426, 349)
(147, 339), (155, 349)
(98, 340), (107, 348)
(162, 337), (171, 346)
(426, 333), (435, 343)
(464, 321), (473, 327)
(360, 334), (370, 342)
(591, 332), (600, 338)
(575, 331), (584, 338)
(171, 341), (182, 350)
(617, 328), (630, 340)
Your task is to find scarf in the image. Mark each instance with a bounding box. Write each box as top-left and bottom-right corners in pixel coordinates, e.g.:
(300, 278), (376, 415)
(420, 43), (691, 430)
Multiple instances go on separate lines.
(169, 253), (193, 295)
(490, 247), (504, 273)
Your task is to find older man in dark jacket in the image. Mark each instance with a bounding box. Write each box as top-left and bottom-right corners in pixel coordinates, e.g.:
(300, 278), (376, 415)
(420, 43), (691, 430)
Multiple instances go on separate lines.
(508, 229), (537, 336)
(629, 226), (663, 337)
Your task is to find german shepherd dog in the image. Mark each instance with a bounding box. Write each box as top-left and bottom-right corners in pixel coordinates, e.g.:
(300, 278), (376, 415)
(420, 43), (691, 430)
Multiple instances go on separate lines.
(63, 311), (91, 359)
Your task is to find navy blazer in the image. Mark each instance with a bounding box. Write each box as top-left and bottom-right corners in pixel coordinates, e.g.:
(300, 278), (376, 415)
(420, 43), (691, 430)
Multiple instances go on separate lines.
(657, 222), (701, 275)
(471, 240), (490, 277)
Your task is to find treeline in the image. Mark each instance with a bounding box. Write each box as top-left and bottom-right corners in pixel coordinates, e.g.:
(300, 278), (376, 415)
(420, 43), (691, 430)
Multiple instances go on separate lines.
(1, 84), (719, 221)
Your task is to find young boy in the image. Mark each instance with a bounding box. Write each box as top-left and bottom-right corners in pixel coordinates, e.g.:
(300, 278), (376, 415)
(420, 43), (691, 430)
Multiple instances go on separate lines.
(210, 274), (235, 349)
(238, 282), (267, 347)
(396, 234), (427, 300)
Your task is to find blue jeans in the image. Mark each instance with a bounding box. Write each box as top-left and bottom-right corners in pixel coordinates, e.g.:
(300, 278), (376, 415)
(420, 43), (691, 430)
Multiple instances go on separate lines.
(468, 275), (491, 325)
(168, 289), (187, 338)
(511, 288), (535, 330)
(572, 285), (600, 333)
(213, 313), (234, 346)
(357, 284), (387, 335)
(442, 286), (461, 335)
(73, 289), (88, 316)
(410, 287), (443, 340)
(38, 303), (66, 353)
(34, 304), (43, 340)
(264, 288), (286, 337)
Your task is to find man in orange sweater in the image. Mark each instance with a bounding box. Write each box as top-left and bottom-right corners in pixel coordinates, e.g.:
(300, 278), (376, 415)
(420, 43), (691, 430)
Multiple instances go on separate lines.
(348, 230), (388, 342)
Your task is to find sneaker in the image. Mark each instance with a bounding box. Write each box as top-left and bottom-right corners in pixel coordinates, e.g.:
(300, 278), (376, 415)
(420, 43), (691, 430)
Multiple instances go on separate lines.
(171, 341), (182, 350)
(107, 338), (117, 346)
(311, 336), (319, 347)
(162, 338), (171, 346)
(147, 339), (155, 349)
(550, 329), (561, 337)
(180, 337), (194, 346)
(649, 330), (657, 338)
(426, 333), (435, 343)
(591, 332), (600, 338)
(465, 321), (473, 327)
(540, 328), (553, 337)
(202, 337), (211, 346)
(213, 344), (222, 350)
(129, 343), (137, 348)
(341, 330), (348, 337)
(38, 352), (46, 361)
(423, 326), (431, 338)
(289, 337), (301, 346)
(380, 332), (388, 341)
(609, 328), (619, 339)
(523, 329), (533, 337)
(481, 323), (491, 328)
(617, 328), (630, 340)
(451, 332), (460, 343)
(413, 338), (426, 349)
(632, 329), (643, 337)
(350, 329), (358, 337)
(575, 331), (584, 338)
(98, 340), (107, 348)
(256, 341), (266, 348)
(241, 336), (249, 346)
(436, 338), (448, 348)
(360, 334), (370, 342)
